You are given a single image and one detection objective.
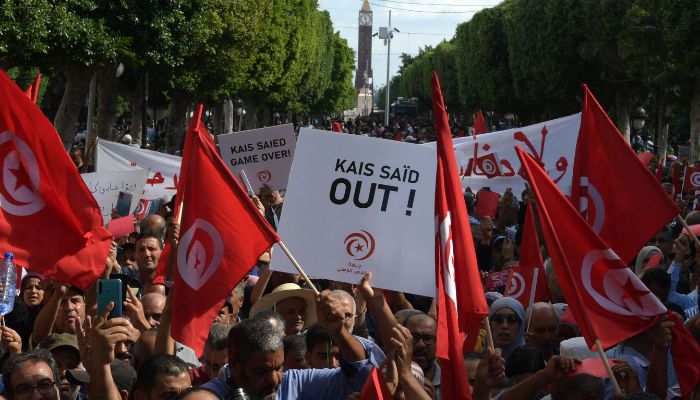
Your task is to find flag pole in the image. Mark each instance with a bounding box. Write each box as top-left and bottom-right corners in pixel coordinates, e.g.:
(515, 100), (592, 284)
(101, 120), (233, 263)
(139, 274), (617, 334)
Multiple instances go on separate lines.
(594, 339), (621, 396)
(483, 316), (494, 350)
(277, 240), (320, 296)
(676, 215), (700, 249)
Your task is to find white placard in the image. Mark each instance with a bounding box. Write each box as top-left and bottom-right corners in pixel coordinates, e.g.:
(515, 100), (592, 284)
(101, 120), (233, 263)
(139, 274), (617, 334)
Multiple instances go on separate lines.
(272, 128), (437, 296)
(96, 140), (181, 199)
(81, 169), (149, 223)
(217, 124), (296, 193)
(425, 113), (581, 195)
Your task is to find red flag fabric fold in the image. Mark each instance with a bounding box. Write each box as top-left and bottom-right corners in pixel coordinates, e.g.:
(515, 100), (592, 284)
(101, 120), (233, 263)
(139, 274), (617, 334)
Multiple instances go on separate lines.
(170, 104), (279, 355)
(23, 73), (41, 104)
(473, 110), (488, 138)
(667, 311), (700, 396)
(519, 203), (543, 270)
(571, 85), (678, 263)
(0, 69), (111, 290)
(433, 72), (488, 400)
(359, 367), (393, 400)
(517, 146), (666, 350)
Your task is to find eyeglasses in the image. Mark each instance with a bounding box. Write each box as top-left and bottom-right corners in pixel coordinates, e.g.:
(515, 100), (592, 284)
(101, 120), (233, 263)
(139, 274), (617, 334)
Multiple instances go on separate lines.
(490, 314), (521, 325)
(411, 333), (436, 345)
(14, 380), (56, 398)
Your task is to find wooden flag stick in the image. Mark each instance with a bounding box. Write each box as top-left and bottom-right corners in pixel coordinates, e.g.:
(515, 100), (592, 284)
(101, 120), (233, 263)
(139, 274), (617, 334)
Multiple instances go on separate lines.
(676, 214), (700, 250)
(595, 339), (621, 396)
(278, 240), (320, 296)
(483, 316), (495, 350)
(175, 201), (184, 225)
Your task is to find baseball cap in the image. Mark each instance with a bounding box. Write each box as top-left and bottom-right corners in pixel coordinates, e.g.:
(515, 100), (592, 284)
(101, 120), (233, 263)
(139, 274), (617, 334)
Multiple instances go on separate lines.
(38, 333), (79, 354)
(66, 360), (137, 392)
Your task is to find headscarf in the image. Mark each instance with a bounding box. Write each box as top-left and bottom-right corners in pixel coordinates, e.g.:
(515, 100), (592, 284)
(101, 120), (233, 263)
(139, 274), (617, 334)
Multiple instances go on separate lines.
(634, 246), (664, 276)
(489, 297), (526, 359)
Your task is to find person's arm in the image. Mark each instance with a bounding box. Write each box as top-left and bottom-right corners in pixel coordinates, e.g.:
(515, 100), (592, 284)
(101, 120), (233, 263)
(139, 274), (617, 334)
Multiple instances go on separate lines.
(472, 347), (506, 400)
(317, 290), (365, 362)
(645, 316), (673, 399)
(388, 291), (413, 313)
(498, 356), (579, 400)
(358, 273), (398, 349)
(153, 287), (176, 355)
(390, 325), (431, 400)
(251, 268), (272, 305)
(31, 282), (67, 346)
(0, 324), (22, 356)
(81, 303), (129, 400)
(123, 286), (150, 332)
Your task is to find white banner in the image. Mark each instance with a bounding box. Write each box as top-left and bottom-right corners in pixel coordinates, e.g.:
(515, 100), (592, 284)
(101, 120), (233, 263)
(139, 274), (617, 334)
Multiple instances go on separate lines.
(81, 169), (149, 223)
(272, 128), (437, 296)
(96, 140), (181, 199)
(217, 124), (296, 193)
(425, 113), (581, 195)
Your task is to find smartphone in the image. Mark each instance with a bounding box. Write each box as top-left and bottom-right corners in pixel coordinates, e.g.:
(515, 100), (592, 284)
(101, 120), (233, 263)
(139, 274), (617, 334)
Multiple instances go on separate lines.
(109, 273), (130, 302)
(115, 191), (133, 217)
(97, 279), (123, 318)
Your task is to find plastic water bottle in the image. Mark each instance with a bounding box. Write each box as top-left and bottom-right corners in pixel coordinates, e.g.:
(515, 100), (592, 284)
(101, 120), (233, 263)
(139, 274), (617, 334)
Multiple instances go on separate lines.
(0, 252), (17, 316)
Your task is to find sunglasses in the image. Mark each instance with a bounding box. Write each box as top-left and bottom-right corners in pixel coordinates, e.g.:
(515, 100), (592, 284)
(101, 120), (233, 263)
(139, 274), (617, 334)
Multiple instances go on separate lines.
(490, 314), (521, 325)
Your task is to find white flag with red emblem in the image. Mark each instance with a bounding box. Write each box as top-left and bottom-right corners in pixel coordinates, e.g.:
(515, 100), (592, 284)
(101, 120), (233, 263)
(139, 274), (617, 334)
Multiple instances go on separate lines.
(517, 147), (665, 349)
(170, 105), (280, 355)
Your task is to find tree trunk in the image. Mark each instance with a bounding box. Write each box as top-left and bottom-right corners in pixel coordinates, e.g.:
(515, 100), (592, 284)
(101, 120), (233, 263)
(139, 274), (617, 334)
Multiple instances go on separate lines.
(657, 92), (670, 161)
(94, 66), (120, 139)
(212, 102), (224, 136)
(54, 66), (94, 149)
(165, 93), (187, 154)
(131, 89), (144, 146)
(690, 78), (700, 163)
(615, 87), (631, 143)
(224, 100), (234, 134)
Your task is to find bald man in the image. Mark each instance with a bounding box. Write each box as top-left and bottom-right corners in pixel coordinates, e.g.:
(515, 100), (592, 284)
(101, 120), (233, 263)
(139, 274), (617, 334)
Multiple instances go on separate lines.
(142, 293), (166, 328)
(140, 214), (166, 238)
(524, 302), (559, 360)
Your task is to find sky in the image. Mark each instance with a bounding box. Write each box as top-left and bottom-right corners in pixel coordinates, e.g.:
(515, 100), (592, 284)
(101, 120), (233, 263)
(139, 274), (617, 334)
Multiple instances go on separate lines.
(317, 0), (502, 90)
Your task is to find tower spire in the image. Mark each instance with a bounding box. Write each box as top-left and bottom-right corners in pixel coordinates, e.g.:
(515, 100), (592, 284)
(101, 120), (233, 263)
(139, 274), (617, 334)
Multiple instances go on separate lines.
(361, 0), (371, 12)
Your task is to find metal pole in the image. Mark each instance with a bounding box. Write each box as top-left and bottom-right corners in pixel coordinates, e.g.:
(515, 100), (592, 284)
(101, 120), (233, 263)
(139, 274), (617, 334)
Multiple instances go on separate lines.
(85, 73), (97, 145)
(142, 72), (149, 148)
(384, 10), (391, 127)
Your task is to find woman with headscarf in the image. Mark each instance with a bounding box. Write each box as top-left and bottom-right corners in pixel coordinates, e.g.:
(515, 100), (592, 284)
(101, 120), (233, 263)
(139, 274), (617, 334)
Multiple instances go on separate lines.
(489, 297), (526, 360)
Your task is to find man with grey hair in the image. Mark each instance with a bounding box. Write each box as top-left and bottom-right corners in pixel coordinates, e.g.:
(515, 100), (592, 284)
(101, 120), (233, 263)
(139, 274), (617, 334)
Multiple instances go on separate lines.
(525, 302), (560, 361)
(3, 349), (62, 400)
(204, 291), (373, 399)
(191, 323), (234, 385)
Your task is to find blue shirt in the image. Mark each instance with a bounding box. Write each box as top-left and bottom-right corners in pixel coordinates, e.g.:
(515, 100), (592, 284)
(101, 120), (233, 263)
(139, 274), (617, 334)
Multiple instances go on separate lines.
(666, 261), (698, 312)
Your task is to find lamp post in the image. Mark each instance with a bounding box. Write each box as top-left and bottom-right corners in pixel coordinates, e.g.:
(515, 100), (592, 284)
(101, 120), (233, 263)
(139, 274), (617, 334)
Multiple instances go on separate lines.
(630, 107), (648, 152)
(378, 11), (398, 127)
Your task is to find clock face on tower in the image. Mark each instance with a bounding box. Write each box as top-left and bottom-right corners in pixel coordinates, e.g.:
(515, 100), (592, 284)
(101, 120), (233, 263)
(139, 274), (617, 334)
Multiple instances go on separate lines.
(359, 12), (372, 26)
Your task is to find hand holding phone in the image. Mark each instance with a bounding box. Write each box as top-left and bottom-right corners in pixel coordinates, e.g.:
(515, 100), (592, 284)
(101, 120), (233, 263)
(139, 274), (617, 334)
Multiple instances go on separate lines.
(97, 279), (123, 318)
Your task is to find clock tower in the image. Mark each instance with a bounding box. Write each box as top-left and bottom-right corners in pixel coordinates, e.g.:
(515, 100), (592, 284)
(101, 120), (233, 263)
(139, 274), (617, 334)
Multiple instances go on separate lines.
(355, 0), (373, 91)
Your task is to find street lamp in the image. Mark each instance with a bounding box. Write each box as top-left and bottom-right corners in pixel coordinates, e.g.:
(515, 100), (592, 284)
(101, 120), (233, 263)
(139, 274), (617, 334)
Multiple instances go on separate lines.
(236, 107), (246, 132)
(377, 11), (399, 127)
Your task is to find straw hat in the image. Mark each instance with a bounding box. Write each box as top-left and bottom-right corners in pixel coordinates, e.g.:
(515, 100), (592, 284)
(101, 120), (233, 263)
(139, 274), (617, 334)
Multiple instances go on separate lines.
(250, 283), (317, 327)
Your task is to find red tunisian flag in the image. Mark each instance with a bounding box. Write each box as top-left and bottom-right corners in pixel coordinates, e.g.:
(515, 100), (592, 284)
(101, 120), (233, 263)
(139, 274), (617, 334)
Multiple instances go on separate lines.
(433, 73), (489, 400)
(519, 203), (543, 270)
(0, 69), (112, 290)
(23, 73), (41, 104)
(505, 266), (549, 308)
(171, 104), (279, 355)
(684, 166), (700, 191)
(472, 110), (488, 138)
(517, 147), (666, 349)
(667, 311), (700, 396)
(360, 367), (393, 400)
(571, 85), (678, 263)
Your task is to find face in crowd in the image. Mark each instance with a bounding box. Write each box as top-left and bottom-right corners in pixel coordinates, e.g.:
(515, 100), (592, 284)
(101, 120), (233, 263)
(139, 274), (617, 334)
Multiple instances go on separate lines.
(404, 314), (437, 375)
(490, 307), (521, 349)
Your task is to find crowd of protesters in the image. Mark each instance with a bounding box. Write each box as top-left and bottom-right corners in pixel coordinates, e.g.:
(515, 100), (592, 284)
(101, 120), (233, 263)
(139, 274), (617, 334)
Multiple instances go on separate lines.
(2, 112), (700, 400)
